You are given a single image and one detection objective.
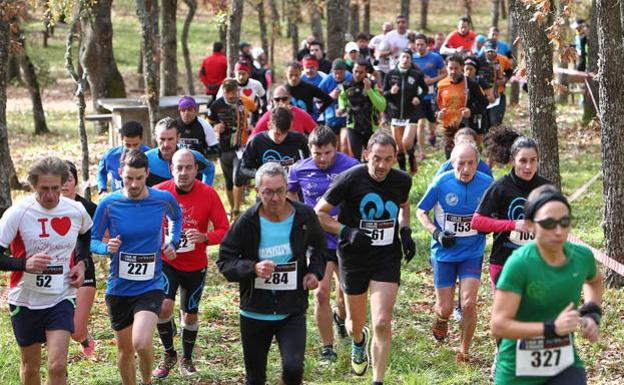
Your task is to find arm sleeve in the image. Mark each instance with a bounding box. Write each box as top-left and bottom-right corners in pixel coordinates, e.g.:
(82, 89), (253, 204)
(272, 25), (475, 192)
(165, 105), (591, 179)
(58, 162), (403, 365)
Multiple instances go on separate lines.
(201, 120), (219, 146)
(216, 220), (257, 282)
(313, 84), (334, 115)
(417, 182), (439, 212)
(471, 213), (516, 233)
(74, 230), (93, 269)
(287, 165), (301, 193)
(165, 193), (183, 246)
(323, 171), (350, 207)
(195, 152), (216, 186)
(205, 188), (230, 245)
(299, 109), (317, 134)
(304, 208), (327, 281)
(239, 141), (259, 179)
(90, 203), (110, 255)
(338, 89), (347, 110)
(368, 87), (387, 112)
(0, 245), (26, 271)
(97, 156), (108, 192)
(496, 253), (527, 293)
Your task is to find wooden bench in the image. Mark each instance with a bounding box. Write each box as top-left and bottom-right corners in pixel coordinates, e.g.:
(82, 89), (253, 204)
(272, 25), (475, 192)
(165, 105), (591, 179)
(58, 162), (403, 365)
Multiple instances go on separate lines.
(85, 113), (113, 122)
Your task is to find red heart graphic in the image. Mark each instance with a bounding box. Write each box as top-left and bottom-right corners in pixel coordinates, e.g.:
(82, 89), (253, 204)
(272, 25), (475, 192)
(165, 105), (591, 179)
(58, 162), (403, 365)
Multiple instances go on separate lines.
(242, 88), (253, 96)
(51, 217), (71, 236)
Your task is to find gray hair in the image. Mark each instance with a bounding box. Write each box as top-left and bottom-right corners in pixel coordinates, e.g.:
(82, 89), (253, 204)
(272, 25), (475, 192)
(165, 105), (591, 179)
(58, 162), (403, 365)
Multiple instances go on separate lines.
(154, 117), (178, 137)
(255, 162), (288, 189)
(450, 141), (480, 164)
(27, 156), (70, 187)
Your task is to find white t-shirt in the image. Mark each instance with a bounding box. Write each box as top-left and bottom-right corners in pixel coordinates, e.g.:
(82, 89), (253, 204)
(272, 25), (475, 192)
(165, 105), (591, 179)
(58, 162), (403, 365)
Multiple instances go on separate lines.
(385, 29), (416, 68)
(0, 195), (92, 309)
(198, 117), (219, 147)
(217, 78), (266, 102)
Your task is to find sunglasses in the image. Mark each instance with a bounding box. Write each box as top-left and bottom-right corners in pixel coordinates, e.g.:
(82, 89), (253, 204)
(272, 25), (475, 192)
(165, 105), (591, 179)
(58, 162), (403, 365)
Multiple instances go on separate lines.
(535, 216), (571, 230)
(273, 96), (289, 102)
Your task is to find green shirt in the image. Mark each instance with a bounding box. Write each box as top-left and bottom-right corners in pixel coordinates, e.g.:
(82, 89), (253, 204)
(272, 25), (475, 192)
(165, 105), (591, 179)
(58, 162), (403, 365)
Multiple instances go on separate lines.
(494, 241), (597, 385)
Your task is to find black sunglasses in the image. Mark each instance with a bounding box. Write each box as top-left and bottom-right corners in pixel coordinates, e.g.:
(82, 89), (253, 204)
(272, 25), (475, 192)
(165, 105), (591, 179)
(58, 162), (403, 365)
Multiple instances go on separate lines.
(273, 96), (289, 102)
(535, 216), (571, 230)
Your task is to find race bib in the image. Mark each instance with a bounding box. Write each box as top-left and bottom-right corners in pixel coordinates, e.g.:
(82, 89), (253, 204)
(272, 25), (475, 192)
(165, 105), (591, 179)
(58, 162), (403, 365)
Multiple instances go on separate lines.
(390, 118), (410, 127)
(254, 262), (297, 291)
(444, 214), (477, 237)
(119, 252), (156, 281)
(516, 335), (574, 377)
(165, 222), (195, 254)
(23, 265), (64, 294)
(428, 85), (435, 95)
(114, 179), (123, 190)
(509, 230), (535, 246)
(279, 158), (295, 169)
(235, 149), (244, 160)
(359, 219), (395, 246)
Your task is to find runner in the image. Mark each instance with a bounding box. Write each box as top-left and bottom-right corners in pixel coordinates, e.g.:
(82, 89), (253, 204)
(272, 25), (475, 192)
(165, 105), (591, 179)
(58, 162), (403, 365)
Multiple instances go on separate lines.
(145, 117), (215, 187)
(217, 162), (327, 385)
(217, 61), (266, 124)
(479, 39), (512, 126)
(62, 161), (98, 357)
(337, 59), (387, 161)
(383, 49), (427, 173)
(252, 86), (317, 136)
(0, 157), (93, 385)
(207, 78), (256, 219)
(416, 142), (493, 362)
(435, 127), (492, 177)
(384, 15), (414, 68)
(491, 185), (603, 385)
(91, 149), (182, 385)
(471, 136), (550, 292)
(152, 149), (230, 378)
(315, 131), (415, 384)
(97, 121), (150, 195)
(175, 96), (220, 158)
(301, 55), (327, 88)
(440, 16), (477, 56)
(285, 61), (333, 118)
(464, 55), (494, 142)
(369, 22), (394, 84)
(287, 126), (360, 362)
(309, 41), (333, 75)
(319, 59), (353, 153)
(411, 34), (447, 158)
(199, 41), (227, 99)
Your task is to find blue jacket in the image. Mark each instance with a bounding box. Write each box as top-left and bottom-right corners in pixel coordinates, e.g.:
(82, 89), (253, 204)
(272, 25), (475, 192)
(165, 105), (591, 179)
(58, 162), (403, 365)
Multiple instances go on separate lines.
(144, 147), (215, 187)
(318, 72), (353, 128)
(97, 144), (151, 192)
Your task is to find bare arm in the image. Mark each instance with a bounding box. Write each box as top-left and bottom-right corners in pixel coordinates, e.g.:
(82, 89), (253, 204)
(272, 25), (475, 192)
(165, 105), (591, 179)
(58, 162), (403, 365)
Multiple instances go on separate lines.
(416, 208), (437, 235)
(399, 201), (410, 229)
(491, 290), (544, 340)
(314, 198), (341, 235)
(583, 271), (603, 306)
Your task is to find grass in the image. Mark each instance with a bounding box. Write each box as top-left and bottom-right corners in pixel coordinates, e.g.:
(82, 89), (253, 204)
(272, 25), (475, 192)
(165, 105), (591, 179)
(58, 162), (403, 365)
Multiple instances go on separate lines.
(4, 1), (622, 384)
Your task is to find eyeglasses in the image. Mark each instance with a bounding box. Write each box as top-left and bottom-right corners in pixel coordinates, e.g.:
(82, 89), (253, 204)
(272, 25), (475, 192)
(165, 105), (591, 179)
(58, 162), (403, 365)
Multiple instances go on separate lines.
(535, 216), (571, 230)
(273, 96), (289, 102)
(259, 188), (286, 198)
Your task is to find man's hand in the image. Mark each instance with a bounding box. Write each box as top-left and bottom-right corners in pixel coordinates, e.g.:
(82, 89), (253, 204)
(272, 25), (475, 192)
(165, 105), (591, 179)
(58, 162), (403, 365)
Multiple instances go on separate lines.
(214, 123), (225, 134)
(107, 235), (121, 254)
(425, 76), (435, 85)
(411, 96), (420, 106)
(255, 260), (276, 279)
(25, 251), (52, 273)
(162, 243), (176, 260)
(303, 273), (319, 290)
(185, 228), (208, 244)
(460, 107), (471, 119)
(330, 88), (341, 99)
(335, 108), (347, 117)
(363, 78), (372, 91)
(391, 84), (400, 94)
(69, 261), (86, 288)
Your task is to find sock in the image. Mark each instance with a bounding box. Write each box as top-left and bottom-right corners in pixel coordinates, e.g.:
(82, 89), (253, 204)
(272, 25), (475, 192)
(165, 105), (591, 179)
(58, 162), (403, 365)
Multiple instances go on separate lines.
(157, 316), (176, 354)
(353, 336), (365, 347)
(408, 151), (415, 168)
(80, 336), (91, 348)
(373, 382), (383, 385)
(397, 153), (406, 170)
(181, 321), (199, 359)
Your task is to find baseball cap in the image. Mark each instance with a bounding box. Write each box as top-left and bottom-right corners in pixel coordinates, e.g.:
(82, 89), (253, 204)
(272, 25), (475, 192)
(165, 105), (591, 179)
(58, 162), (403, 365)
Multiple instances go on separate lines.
(251, 47), (264, 59)
(345, 41), (359, 53)
(239, 41), (251, 50)
(178, 96), (197, 109)
(332, 59), (348, 71)
(476, 34), (487, 44)
(484, 39), (497, 52)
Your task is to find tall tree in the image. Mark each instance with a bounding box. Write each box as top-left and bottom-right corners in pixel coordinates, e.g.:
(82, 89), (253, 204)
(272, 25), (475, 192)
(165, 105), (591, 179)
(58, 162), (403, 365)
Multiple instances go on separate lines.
(181, 0), (197, 95)
(308, 0), (324, 46)
(362, 0), (370, 34)
(508, 0), (520, 105)
(268, 0), (280, 68)
(79, 0), (126, 134)
(0, 13), (13, 214)
(420, 0), (429, 30)
(511, 0), (560, 187)
(582, 0), (598, 122)
(288, 0), (300, 60)
(226, 0), (244, 75)
(463, 0), (473, 20)
(400, 0), (409, 23)
(326, 0), (346, 60)
(136, 0), (161, 132)
(160, 0), (178, 95)
(491, 0), (500, 27)
(256, 0), (269, 58)
(597, 0), (624, 287)
(349, 0), (359, 37)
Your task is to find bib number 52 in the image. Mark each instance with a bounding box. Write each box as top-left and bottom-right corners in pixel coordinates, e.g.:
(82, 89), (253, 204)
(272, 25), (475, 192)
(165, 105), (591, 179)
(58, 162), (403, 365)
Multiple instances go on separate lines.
(36, 275), (52, 288)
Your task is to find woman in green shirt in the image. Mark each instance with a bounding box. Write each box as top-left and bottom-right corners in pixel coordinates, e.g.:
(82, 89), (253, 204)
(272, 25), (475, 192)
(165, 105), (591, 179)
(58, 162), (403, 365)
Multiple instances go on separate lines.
(490, 185), (603, 385)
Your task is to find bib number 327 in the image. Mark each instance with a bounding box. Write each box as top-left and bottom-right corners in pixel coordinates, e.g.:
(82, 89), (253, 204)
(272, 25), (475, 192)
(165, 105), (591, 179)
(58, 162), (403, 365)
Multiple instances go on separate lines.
(516, 335), (574, 377)
(119, 252), (156, 281)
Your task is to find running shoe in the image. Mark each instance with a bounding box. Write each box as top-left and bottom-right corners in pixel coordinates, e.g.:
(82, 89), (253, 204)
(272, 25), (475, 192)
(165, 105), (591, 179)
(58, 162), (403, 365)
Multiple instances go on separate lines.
(152, 351), (177, 378)
(319, 346), (337, 363)
(179, 357), (198, 376)
(409, 161), (418, 174)
(455, 351), (470, 363)
(432, 316), (449, 341)
(351, 326), (371, 376)
(332, 307), (348, 339)
(80, 334), (96, 357)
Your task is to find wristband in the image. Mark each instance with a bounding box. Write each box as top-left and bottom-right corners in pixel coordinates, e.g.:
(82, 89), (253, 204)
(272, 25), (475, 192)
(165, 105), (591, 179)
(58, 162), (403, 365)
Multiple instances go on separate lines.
(579, 302), (602, 326)
(543, 319), (559, 339)
(339, 224), (346, 237)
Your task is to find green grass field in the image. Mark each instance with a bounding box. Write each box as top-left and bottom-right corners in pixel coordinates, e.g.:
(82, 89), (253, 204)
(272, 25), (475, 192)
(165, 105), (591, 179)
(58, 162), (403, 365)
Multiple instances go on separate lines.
(4, 1), (622, 384)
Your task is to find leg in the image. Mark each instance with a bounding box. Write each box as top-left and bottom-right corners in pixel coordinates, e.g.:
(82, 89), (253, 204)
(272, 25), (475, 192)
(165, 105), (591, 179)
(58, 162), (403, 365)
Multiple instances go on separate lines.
(44, 330), (71, 385)
(276, 314), (306, 385)
(72, 284), (96, 344)
(544, 366), (587, 385)
(240, 315), (274, 385)
(233, 186), (244, 214)
(458, 278), (480, 354)
(156, 299), (176, 354)
(179, 268), (206, 360)
(391, 125), (406, 170)
(340, 127), (352, 157)
(417, 118), (427, 158)
(334, 270), (346, 320)
(402, 123), (419, 173)
(344, 292), (368, 343)
(114, 326), (137, 385)
(133, 311), (159, 385)
(369, 281), (399, 382)
(20, 344), (42, 385)
(315, 261), (337, 347)
(346, 129), (364, 162)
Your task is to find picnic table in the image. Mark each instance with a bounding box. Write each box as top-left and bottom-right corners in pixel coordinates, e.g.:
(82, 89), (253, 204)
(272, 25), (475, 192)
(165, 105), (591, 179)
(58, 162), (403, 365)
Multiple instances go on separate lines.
(97, 95), (213, 147)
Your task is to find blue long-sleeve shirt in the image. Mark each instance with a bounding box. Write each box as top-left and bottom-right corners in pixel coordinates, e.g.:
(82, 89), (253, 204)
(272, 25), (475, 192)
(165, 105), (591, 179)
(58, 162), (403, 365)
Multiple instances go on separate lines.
(144, 147), (215, 187)
(318, 72), (353, 129)
(97, 144), (151, 192)
(91, 188), (183, 296)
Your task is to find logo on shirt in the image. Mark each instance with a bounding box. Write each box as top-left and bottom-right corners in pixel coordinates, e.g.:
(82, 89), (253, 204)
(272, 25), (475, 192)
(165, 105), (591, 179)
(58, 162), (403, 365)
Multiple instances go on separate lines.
(445, 193), (459, 206)
(262, 150), (293, 164)
(359, 193), (398, 220)
(508, 197), (528, 220)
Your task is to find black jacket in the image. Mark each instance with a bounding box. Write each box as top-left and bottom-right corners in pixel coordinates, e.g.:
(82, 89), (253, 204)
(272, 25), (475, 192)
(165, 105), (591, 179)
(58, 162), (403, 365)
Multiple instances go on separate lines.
(217, 200), (327, 315)
(383, 66), (428, 120)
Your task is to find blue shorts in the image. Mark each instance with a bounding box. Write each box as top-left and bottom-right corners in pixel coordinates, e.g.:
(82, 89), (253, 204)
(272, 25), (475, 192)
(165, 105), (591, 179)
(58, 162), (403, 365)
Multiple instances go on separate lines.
(9, 299), (75, 347)
(432, 257), (483, 288)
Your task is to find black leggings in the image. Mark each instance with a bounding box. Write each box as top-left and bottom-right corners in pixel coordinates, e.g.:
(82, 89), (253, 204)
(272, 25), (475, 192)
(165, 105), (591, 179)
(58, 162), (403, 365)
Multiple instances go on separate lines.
(543, 366), (587, 385)
(347, 129), (372, 162)
(240, 313), (306, 385)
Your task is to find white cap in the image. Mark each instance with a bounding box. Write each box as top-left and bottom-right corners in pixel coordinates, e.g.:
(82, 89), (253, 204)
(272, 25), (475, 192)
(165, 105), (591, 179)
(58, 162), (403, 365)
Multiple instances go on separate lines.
(251, 47), (265, 59)
(344, 41), (359, 53)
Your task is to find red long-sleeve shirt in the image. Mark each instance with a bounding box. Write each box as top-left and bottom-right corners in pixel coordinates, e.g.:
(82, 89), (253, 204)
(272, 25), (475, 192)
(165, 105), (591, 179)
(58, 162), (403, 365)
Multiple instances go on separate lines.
(470, 213), (516, 234)
(199, 52), (227, 95)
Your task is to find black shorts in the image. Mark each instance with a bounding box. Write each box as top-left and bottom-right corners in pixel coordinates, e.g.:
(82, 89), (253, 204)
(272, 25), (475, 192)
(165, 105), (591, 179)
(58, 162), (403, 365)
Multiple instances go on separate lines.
(105, 290), (164, 331)
(162, 263), (207, 314)
(420, 98), (437, 123)
(82, 261), (96, 288)
(338, 254), (401, 295)
(10, 299), (75, 347)
(219, 150), (241, 191)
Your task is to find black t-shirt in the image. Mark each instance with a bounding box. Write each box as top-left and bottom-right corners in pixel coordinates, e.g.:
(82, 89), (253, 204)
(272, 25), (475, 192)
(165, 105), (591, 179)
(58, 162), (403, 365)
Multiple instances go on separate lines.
(240, 131), (310, 176)
(75, 194), (97, 218)
(324, 165), (412, 262)
(175, 117), (208, 155)
(286, 81), (333, 117)
(476, 170), (550, 265)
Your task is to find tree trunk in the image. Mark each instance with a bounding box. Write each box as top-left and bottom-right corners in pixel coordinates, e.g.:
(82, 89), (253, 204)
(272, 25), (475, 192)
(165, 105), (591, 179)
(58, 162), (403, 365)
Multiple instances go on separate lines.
(420, 0), (429, 30)
(17, 45), (49, 135)
(511, 0), (560, 188)
(582, 0), (598, 122)
(500, 0), (507, 19)
(256, 0), (269, 58)
(349, 0), (359, 38)
(7, 54), (20, 83)
(597, 0), (624, 287)
(227, 0), (244, 75)
(491, 0), (500, 28)
(66, 9), (92, 200)
(79, 0), (126, 134)
(137, 0), (161, 134)
(269, 0), (280, 69)
(400, 0), (410, 24)
(362, 0), (370, 34)
(309, 0), (324, 46)
(160, 0), (178, 96)
(288, 1), (300, 60)
(463, 0), (472, 20)
(181, 0), (197, 95)
(555, 0), (570, 105)
(326, 0), (346, 61)
(508, 1), (520, 105)
(0, 16), (13, 214)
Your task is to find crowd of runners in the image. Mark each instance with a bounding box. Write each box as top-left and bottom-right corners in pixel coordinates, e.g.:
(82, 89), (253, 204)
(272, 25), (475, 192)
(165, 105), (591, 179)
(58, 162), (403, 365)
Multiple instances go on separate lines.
(0, 13), (603, 385)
